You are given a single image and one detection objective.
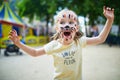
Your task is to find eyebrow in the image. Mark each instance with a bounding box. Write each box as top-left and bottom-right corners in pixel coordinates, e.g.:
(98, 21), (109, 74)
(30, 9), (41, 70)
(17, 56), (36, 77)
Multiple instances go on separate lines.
(60, 18), (75, 21)
(58, 15), (76, 22)
(60, 18), (65, 21)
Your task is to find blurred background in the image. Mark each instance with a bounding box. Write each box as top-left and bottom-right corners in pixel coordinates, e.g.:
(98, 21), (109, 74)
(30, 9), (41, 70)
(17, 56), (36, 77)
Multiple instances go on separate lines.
(0, 0), (120, 80)
(0, 0), (120, 47)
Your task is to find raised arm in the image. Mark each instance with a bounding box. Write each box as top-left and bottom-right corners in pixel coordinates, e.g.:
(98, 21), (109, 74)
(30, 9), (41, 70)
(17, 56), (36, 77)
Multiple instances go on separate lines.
(86, 6), (114, 45)
(9, 30), (46, 57)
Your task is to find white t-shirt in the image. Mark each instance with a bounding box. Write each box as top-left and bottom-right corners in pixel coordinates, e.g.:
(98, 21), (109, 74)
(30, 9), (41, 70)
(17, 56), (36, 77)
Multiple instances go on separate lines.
(44, 37), (87, 80)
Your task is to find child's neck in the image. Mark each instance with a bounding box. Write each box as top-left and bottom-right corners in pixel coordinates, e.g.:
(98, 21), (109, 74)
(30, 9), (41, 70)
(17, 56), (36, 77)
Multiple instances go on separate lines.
(58, 38), (73, 45)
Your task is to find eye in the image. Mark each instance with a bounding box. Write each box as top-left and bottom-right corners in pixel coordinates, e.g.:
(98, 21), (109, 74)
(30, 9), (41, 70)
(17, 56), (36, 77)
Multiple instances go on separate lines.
(69, 21), (74, 24)
(71, 27), (76, 31)
(60, 27), (64, 30)
(60, 21), (65, 24)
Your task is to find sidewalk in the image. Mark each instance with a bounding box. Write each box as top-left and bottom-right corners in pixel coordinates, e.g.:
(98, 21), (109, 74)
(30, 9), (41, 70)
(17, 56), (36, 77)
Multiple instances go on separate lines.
(0, 44), (120, 80)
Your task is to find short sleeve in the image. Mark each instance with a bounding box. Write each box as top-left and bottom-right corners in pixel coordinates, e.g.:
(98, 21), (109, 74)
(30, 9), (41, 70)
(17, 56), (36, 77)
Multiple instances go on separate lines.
(43, 40), (57, 55)
(79, 36), (87, 48)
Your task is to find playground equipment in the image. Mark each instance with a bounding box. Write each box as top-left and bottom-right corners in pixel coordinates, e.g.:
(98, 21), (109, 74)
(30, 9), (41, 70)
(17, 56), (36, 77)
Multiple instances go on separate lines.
(24, 24), (49, 47)
(0, 1), (24, 56)
(0, 1), (49, 50)
(0, 1), (25, 48)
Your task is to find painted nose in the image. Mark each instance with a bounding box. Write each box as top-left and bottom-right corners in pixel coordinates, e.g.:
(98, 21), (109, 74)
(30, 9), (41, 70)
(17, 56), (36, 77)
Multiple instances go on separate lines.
(65, 26), (70, 30)
(65, 25), (70, 28)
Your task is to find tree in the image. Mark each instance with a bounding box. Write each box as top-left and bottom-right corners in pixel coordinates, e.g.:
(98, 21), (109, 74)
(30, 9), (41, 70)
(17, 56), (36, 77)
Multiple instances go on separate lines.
(17, 0), (57, 35)
(0, 0), (2, 6)
(16, 0), (120, 35)
(99, 0), (120, 35)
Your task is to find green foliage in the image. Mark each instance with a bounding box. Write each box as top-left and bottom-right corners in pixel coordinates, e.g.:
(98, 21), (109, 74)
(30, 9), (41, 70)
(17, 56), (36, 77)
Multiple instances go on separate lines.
(1, 0), (120, 26)
(0, 0), (3, 6)
(98, 0), (120, 25)
(16, 0), (57, 22)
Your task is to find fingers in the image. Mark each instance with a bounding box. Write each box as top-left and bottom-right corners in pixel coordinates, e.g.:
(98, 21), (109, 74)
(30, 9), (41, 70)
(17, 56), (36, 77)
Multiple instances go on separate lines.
(8, 29), (20, 44)
(8, 30), (14, 40)
(104, 6), (114, 11)
(13, 29), (17, 35)
(8, 29), (17, 40)
(9, 29), (17, 36)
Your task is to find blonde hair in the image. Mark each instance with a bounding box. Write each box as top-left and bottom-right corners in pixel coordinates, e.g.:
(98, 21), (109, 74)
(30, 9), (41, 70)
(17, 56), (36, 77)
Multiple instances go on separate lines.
(51, 9), (83, 41)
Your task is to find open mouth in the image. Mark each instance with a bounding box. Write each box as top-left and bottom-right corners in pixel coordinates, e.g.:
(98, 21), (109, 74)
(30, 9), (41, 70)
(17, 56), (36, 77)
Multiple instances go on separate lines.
(64, 32), (71, 36)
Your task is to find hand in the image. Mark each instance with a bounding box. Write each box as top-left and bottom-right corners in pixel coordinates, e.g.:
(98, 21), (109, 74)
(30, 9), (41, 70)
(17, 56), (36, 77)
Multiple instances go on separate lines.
(103, 6), (114, 21)
(9, 29), (20, 45)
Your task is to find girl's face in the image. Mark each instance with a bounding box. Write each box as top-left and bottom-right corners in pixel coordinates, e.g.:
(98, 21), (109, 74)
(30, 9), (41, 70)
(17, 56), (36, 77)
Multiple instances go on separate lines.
(56, 10), (79, 44)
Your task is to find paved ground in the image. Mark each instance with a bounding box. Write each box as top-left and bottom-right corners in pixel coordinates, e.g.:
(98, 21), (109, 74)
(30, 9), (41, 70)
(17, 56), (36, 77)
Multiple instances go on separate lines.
(0, 44), (120, 80)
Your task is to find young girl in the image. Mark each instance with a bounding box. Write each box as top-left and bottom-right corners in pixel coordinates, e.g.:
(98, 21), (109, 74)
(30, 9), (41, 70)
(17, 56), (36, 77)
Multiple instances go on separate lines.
(9, 6), (114, 80)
